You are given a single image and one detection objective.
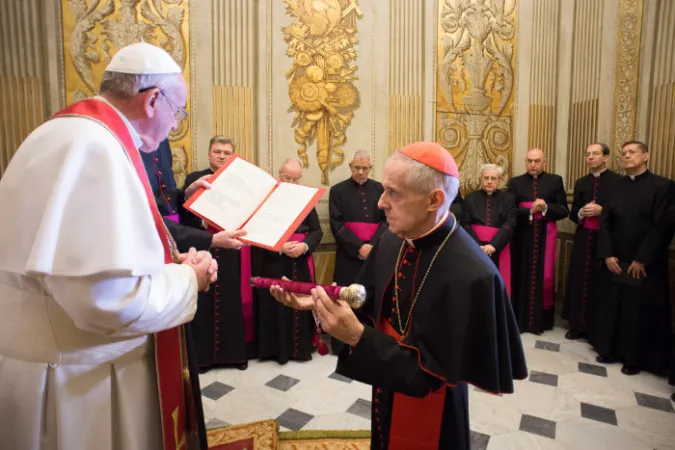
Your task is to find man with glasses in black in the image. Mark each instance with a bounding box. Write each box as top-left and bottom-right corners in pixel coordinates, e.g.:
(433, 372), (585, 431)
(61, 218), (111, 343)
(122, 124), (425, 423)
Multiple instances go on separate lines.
(593, 141), (674, 376)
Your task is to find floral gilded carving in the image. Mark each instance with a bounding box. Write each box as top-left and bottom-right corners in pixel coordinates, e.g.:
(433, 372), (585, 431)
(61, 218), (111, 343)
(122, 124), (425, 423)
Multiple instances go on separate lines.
(283, 0), (363, 185)
(436, 0), (517, 192)
(63, 0), (191, 183)
(611, 0), (643, 171)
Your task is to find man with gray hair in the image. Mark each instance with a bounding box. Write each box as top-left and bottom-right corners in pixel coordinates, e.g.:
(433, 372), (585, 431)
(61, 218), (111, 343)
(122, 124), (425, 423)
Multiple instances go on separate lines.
(0, 42), (214, 449)
(270, 143), (526, 449)
(253, 158), (324, 364)
(328, 149), (387, 354)
(464, 163), (516, 296)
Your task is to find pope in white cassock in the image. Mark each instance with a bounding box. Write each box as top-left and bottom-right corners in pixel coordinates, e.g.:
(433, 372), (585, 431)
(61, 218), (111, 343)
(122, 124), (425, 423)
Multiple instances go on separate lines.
(0, 43), (217, 450)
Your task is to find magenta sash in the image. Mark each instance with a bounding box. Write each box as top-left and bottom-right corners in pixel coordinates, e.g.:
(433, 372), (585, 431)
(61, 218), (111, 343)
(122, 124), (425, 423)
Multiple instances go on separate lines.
(344, 222), (379, 241)
(290, 233), (315, 283)
(164, 214), (179, 223)
(582, 216), (600, 230)
(206, 226), (254, 343)
(471, 225), (511, 297)
(519, 202), (557, 309)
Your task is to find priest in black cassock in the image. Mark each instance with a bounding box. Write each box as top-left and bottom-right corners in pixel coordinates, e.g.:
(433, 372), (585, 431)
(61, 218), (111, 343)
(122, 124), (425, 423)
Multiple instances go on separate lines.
(142, 137), (245, 450)
(181, 136), (256, 372)
(269, 143), (527, 450)
(329, 150), (387, 354)
(253, 158), (324, 364)
(562, 143), (621, 341)
(464, 163), (516, 297)
(593, 141), (674, 376)
(508, 148), (568, 334)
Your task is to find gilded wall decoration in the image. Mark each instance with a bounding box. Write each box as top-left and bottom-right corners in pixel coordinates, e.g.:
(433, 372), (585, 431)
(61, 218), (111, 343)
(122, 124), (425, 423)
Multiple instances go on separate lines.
(283, 0), (363, 185)
(611, 0), (643, 171)
(436, 0), (517, 192)
(61, 0), (192, 184)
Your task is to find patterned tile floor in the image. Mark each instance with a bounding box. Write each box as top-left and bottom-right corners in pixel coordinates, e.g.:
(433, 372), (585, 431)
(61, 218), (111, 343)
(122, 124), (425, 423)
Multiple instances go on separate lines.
(200, 325), (675, 449)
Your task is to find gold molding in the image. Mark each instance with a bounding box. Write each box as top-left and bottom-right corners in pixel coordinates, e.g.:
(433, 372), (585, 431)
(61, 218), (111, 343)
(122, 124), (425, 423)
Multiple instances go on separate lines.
(611, 0), (644, 169)
(435, 0), (517, 193)
(370, 0), (376, 175)
(267, 0), (273, 173)
(60, 0), (193, 182)
(189, 0), (197, 174)
(431, 0), (438, 139)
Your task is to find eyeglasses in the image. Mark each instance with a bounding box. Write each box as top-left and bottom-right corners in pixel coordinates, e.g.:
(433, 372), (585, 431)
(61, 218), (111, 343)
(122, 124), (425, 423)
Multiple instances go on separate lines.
(139, 87), (188, 122)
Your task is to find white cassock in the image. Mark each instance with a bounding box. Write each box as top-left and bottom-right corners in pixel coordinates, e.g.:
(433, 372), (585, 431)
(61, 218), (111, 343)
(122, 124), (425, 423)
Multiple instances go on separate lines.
(0, 102), (197, 450)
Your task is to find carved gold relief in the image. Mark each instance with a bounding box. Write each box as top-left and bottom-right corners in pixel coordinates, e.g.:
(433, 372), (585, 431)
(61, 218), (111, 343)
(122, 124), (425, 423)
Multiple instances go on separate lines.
(436, 0), (517, 192)
(611, 0), (644, 171)
(283, 0), (363, 185)
(61, 0), (192, 181)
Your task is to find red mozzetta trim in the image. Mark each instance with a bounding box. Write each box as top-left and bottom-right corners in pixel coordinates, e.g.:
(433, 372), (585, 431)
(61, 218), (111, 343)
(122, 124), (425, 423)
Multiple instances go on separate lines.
(52, 99), (189, 450)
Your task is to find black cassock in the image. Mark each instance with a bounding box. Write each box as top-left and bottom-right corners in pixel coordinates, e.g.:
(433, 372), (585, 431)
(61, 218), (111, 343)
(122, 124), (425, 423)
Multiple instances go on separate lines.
(336, 215), (527, 450)
(329, 178), (387, 354)
(182, 168), (256, 372)
(562, 170), (621, 335)
(507, 173), (568, 333)
(463, 189), (516, 267)
(593, 171), (674, 372)
(253, 209), (323, 364)
(142, 139), (210, 449)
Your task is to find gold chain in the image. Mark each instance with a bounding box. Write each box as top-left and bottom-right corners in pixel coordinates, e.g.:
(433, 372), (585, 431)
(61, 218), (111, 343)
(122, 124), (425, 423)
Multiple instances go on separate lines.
(394, 214), (458, 336)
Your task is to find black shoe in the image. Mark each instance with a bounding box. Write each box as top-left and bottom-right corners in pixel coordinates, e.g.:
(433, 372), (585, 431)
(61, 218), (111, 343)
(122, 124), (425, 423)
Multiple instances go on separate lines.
(566, 330), (581, 340)
(596, 355), (616, 364)
(236, 362), (248, 371)
(621, 365), (640, 376)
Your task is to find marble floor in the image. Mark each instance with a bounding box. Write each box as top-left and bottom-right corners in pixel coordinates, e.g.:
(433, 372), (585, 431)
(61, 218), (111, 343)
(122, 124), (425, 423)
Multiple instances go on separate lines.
(199, 325), (675, 449)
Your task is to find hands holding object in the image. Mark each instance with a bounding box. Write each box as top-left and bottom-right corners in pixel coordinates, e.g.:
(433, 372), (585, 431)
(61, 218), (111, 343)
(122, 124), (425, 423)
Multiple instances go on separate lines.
(256, 276), (367, 354)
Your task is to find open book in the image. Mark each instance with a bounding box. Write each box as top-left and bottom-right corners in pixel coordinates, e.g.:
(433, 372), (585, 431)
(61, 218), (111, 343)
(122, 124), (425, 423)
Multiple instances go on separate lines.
(184, 155), (325, 251)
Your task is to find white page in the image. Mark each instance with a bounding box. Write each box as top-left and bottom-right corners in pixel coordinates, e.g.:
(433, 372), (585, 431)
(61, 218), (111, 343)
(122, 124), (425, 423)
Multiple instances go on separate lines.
(187, 157), (277, 230)
(241, 183), (319, 248)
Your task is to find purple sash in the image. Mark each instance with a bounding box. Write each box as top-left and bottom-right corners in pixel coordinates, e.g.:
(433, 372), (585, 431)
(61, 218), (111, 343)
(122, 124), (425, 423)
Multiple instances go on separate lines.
(582, 216), (600, 230)
(519, 202), (556, 310)
(164, 214), (180, 223)
(471, 225), (511, 297)
(344, 222), (379, 242)
(206, 226), (254, 343)
(290, 233), (315, 283)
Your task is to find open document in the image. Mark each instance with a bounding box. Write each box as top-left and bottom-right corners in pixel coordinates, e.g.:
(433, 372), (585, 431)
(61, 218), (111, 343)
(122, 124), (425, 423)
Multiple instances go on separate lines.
(183, 155), (325, 251)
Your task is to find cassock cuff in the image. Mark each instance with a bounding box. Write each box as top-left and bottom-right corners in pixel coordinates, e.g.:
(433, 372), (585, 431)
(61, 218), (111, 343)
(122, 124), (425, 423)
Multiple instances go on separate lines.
(337, 325), (383, 371)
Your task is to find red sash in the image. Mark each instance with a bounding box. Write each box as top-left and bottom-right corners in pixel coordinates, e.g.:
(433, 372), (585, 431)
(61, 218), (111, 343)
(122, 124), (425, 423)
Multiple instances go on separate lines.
(582, 216), (600, 230)
(519, 202), (556, 309)
(53, 99), (193, 449)
(344, 222), (379, 242)
(165, 214), (180, 223)
(206, 225), (255, 343)
(471, 224), (512, 297)
(379, 319), (446, 450)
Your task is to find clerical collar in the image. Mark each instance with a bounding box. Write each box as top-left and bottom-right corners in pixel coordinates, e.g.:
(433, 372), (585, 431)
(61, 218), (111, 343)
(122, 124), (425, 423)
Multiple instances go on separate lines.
(483, 189), (498, 196)
(527, 172), (544, 179)
(591, 168), (607, 178)
(94, 96), (143, 149)
(628, 169), (648, 180)
(350, 177), (370, 187)
(405, 211), (452, 249)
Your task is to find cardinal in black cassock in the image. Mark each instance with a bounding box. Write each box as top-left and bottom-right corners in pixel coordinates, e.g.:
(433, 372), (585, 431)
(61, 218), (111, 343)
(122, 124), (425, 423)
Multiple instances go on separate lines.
(269, 143), (527, 450)
(329, 151), (387, 354)
(508, 149), (568, 334)
(182, 137), (257, 372)
(593, 141), (674, 375)
(463, 165), (516, 296)
(253, 159), (324, 364)
(562, 144), (621, 340)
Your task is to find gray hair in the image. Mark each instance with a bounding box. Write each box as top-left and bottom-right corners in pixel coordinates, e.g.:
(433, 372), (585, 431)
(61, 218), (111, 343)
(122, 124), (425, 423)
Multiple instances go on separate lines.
(390, 152), (459, 210)
(99, 71), (180, 97)
(351, 149), (371, 162)
(279, 157), (303, 172)
(480, 163), (504, 177)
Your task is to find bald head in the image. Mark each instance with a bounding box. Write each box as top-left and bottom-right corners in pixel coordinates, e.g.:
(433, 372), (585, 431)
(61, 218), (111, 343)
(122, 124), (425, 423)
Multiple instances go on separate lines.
(278, 158), (303, 184)
(525, 148), (546, 177)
